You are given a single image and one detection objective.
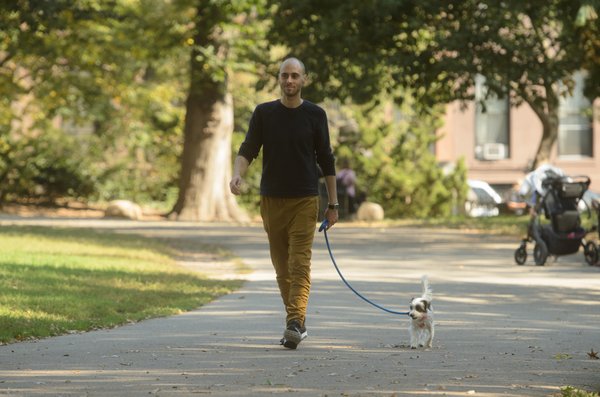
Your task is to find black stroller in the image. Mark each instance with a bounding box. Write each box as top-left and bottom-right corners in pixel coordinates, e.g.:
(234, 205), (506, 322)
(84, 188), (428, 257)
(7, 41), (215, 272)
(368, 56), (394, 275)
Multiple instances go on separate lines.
(514, 174), (599, 266)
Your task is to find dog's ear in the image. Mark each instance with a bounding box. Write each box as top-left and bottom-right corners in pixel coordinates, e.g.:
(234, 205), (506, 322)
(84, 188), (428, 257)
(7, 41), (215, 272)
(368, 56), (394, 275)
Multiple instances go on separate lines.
(424, 300), (431, 311)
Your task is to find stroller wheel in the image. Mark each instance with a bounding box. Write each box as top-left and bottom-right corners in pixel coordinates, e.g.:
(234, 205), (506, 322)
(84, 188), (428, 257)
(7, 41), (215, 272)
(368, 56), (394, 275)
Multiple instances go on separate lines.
(514, 246), (527, 265)
(534, 241), (548, 266)
(584, 241), (599, 266)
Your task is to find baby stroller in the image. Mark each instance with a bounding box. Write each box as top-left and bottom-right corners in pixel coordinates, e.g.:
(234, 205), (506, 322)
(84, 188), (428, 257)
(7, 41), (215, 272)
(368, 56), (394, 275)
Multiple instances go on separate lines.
(514, 174), (599, 266)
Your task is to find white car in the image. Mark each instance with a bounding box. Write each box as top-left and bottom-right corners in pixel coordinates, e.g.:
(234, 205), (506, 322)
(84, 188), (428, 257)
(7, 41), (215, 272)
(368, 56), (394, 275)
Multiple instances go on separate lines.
(465, 179), (502, 217)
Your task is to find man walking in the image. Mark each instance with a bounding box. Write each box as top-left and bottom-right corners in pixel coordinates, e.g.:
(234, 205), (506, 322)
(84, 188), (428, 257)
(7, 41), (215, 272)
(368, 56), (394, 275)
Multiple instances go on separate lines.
(230, 57), (339, 349)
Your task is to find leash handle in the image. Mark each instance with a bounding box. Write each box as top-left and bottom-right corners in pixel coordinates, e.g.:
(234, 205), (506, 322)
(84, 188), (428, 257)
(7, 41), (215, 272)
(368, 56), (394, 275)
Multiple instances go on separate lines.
(319, 219), (329, 232)
(318, 218), (409, 317)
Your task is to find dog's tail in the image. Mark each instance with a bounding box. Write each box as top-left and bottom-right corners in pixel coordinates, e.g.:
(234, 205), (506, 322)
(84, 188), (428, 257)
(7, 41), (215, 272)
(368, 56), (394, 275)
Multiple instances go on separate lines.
(421, 275), (433, 301)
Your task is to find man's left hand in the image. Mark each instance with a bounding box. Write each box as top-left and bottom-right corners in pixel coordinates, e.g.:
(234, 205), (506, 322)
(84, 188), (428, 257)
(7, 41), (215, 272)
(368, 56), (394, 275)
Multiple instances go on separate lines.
(324, 208), (338, 229)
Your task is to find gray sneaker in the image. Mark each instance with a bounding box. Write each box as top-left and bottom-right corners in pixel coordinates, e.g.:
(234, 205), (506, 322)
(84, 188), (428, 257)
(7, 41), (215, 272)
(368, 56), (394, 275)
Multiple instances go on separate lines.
(282, 320), (307, 349)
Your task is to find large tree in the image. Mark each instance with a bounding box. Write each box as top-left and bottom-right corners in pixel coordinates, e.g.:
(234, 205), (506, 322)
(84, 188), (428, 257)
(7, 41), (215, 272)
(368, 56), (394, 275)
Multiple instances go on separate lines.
(1, 0), (269, 221)
(169, 0), (267, 222)
(268, 0), (599, 170)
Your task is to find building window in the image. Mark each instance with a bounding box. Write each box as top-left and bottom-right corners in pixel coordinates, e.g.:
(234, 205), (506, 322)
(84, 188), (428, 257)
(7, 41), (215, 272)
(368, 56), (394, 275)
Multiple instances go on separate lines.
(558, 71), (593, 158)
(474, 74), (510, 161)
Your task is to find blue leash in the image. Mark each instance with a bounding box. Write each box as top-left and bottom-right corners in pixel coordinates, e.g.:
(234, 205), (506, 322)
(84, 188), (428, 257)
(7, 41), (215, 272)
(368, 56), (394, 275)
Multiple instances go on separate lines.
(319, 220), (409, 316)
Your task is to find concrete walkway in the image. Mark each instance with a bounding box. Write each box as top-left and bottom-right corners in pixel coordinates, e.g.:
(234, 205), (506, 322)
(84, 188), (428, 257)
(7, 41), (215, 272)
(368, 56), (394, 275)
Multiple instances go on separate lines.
(0, 217), (599, 396)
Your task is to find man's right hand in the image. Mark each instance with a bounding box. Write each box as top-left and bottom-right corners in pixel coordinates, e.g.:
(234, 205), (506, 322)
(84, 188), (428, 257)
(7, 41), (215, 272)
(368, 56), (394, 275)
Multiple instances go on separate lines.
(229, 176), (243, 195)
(230, 155), (250, 195)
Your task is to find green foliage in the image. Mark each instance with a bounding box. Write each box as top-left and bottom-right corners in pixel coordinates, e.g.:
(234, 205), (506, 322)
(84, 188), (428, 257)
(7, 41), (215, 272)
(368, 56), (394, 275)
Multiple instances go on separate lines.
(1, 0), (274, 209)
(0, 0), (191, 205)
(266, 0), (415, 104)
(331, 97), (467, 218)
(267, 0), (599, 170)
(407, 0), (597, 109)
(0, 126), (96, 202)
(575, 2), (600, 99)
(561, 386), (600, 397)
(5, 1), (594, 218)
(86, 75), (186, 204)
(268, 0), (598, 106)
(397, 214), (531, 236)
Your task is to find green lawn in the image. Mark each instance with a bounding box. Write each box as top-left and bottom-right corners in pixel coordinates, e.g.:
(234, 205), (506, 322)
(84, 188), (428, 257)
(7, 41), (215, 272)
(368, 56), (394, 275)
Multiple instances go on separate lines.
(0, 226), (242, 344)
(380, 212), (596, 237)
(372, 214), (532, 236)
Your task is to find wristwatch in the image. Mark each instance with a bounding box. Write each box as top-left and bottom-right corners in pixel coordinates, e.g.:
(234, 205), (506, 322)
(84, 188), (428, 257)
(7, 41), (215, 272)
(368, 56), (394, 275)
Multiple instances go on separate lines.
(328, 203), (339, 210)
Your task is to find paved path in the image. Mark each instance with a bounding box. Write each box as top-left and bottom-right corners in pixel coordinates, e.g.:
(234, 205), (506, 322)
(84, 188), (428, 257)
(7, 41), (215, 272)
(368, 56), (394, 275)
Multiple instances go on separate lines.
(0, 217), (599, 396)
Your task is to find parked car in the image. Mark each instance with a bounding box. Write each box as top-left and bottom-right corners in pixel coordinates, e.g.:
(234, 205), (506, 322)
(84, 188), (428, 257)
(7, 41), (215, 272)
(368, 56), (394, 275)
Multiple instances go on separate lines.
(465, 179), (502, 217)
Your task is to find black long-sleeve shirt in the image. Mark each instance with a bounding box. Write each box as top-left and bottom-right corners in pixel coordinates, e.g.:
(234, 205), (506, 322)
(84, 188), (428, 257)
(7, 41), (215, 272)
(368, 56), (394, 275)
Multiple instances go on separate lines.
(238, 99), (336, 197)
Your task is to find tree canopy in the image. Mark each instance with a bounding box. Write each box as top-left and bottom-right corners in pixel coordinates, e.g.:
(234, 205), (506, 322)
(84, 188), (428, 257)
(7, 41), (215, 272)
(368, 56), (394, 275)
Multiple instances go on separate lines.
(269, 0), (598, 105)
(0, 0), (190, 203)
(268, 0), (599, 168)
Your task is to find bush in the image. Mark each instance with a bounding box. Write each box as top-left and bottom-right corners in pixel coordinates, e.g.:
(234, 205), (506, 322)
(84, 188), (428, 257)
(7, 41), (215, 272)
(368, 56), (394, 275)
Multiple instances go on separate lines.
(332, 98), (467, 219)
(0, 129), (96, 203)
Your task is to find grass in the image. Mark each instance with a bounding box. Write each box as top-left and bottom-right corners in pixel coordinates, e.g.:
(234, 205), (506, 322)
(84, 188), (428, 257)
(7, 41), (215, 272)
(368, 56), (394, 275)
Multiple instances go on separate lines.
(357, 211), (598, 238)
(560, 387), (600, 397)
(343, 214), (533, 236)
(0, 225), (243, 344)
(400, 214), (532, 235)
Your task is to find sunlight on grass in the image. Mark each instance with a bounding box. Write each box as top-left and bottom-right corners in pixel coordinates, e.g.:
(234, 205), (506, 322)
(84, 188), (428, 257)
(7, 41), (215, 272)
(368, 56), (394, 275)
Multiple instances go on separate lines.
(348, 214), (532, 236)
(0, 226), (243, 344)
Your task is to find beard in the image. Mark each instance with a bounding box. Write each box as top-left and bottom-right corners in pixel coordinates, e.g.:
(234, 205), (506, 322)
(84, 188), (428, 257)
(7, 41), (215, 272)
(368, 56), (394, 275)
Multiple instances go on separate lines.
(281, 84), (300, 98)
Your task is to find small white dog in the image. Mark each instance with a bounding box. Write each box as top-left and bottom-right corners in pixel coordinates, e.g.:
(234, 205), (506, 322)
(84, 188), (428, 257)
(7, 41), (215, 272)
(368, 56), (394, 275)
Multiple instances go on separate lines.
(408, 275), (434, 349)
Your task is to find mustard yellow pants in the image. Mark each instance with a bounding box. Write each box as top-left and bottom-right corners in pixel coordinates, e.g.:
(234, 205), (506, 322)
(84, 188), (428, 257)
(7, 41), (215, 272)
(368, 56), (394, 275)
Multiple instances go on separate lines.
(260, 196), (319, 326)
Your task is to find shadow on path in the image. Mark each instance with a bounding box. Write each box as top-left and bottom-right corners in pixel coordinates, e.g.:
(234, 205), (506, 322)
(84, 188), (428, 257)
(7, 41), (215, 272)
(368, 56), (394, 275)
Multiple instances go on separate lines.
(0, 217), (599, 396)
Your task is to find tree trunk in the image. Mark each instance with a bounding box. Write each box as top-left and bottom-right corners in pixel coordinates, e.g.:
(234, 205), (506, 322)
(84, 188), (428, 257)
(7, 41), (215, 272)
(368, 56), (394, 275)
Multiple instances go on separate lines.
(170, 88), (248, 222)
(531, 118), (558, 171)
(526, 90), (560, 171)
(169, 3), (248, 222)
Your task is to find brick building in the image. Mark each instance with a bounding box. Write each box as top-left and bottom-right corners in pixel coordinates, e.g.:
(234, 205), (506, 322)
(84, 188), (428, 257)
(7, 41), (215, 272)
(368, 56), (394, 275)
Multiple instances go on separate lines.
(436, 72), (599, 196)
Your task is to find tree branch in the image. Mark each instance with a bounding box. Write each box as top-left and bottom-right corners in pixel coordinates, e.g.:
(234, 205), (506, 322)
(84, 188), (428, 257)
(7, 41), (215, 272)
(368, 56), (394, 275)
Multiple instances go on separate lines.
(0, 51), (15, 69)
(528, 16), (549, 65)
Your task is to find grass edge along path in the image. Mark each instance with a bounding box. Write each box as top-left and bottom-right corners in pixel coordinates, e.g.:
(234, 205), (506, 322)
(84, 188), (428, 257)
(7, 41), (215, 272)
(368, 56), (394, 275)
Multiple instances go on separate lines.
(0, 225), (243, 344)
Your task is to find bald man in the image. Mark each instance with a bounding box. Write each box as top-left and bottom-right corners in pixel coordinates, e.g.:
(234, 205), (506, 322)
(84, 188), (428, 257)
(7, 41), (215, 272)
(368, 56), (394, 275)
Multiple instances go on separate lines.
(230, 57), (338, 349)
